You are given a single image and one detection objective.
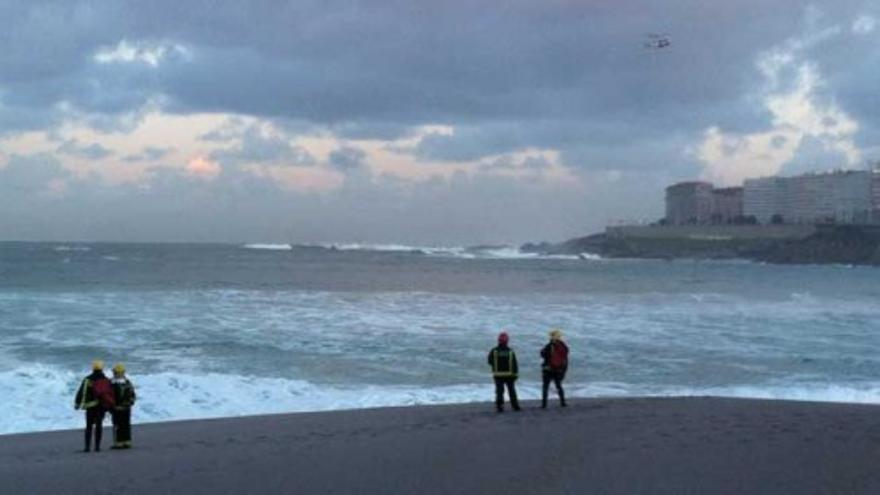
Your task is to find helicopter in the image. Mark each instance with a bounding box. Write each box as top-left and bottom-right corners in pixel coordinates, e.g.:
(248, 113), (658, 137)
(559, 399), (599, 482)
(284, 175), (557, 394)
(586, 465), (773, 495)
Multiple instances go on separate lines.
(643, 33), (671, 50)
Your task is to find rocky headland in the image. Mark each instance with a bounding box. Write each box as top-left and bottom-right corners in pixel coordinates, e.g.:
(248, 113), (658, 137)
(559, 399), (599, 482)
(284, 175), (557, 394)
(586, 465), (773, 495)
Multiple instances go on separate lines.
(524, 224), (880, 266)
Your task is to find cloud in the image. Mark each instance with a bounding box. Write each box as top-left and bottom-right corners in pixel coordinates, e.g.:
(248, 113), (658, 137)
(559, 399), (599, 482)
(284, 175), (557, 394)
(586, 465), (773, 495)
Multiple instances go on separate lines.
(0, 153), (71, 194)
(328, 121), (416, 141)
(185, 156), (221, 179)
(697, 11), (863, 185)
(198, 117), (249, 142)
(0, 150), (604, 243)
(481, 154), (552, 173)
(207, 123), (316, 167)
(852, 15), (876, 34)
(123, 145), (174, 162)
(93, 39), (191, 67)
(0, 1), (815, 137)
(56, 138), (114, 160)
(0, 1), (877, 243)
(327, 146), (367, 171)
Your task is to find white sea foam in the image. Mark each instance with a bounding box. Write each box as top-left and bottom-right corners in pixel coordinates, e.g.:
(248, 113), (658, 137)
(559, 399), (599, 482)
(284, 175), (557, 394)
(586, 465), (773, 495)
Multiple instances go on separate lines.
(579, 383), (880, 405)
(0, 365), (519, 434)
(284, 242), (598, 261)
(5, 365), (879, 435)
(53, 245), (91, 252)
(243, 243), (293, 250)
(331, 243), (429, 252)
(3, 249), (876, 436)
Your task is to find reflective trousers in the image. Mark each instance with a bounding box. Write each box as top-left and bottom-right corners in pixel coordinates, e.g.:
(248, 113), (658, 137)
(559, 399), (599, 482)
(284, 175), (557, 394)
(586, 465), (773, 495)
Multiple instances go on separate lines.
(112, 408), (132, 447)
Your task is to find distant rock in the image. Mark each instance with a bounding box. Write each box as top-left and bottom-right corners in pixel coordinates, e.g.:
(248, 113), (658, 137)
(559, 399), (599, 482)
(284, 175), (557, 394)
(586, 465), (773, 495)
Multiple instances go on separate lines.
(520, 234), (606, 256)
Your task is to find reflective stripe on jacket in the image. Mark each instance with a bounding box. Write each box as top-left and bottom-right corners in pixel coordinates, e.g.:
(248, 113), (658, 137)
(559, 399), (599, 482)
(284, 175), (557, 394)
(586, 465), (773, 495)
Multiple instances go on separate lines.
(488, 346), (518, 377)
(75, 378), (99, 409)
(112, 378), (137, 409)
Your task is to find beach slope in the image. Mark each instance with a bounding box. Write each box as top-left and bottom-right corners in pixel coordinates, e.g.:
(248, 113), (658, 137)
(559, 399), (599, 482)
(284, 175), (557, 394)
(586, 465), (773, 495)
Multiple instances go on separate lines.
(1, 397), (879, 494)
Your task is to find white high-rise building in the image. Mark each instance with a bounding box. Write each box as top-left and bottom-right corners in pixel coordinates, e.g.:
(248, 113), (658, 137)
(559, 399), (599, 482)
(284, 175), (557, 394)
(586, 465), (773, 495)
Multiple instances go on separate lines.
(743, 170), (876, 225)
(743, 177), (786, 224)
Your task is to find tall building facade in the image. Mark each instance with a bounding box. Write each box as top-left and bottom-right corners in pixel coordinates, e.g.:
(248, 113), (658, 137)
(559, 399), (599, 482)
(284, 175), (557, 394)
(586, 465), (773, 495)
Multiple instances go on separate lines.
(711, 187), (744, 224)
(665, 182), (714, 225)
(743, 177), (785, 224)
(743, 170), (876, 225)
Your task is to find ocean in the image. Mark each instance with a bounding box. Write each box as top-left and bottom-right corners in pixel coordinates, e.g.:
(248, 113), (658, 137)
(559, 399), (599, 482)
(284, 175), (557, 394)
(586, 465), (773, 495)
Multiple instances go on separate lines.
(1, 242), (878, 434)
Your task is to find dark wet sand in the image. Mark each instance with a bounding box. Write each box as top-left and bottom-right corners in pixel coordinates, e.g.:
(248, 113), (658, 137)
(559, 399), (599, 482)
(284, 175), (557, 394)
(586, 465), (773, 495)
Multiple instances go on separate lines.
(2, 397), (879, 494)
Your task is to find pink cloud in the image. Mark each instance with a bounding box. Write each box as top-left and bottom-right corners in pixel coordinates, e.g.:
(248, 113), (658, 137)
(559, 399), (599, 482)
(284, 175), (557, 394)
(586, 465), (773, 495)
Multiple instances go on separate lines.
(186, 156), (221, 179)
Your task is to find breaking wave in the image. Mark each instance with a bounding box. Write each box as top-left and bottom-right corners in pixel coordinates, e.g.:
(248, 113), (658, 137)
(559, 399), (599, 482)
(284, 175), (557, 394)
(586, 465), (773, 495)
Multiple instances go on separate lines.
(280, 243), (600, 261)
(243, 243), (293, 250)
(53, 245), (91, 252)
(5, 365), (878, 435)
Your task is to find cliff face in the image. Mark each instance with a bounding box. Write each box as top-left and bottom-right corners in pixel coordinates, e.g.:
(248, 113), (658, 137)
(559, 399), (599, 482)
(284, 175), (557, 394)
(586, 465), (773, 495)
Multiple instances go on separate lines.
(528, 226), (880, 266)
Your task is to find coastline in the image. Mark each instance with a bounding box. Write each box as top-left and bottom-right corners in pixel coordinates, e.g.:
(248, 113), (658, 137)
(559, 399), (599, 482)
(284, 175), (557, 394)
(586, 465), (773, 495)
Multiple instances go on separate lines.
(528, 224), (880, 266)
(3, 397), (879, 494)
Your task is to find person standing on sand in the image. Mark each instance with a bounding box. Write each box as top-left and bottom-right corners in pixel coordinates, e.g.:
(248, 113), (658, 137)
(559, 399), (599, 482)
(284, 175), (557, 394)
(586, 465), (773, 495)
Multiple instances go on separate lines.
(540, 329), (569, 408)
(488, 331), (520, 412)
(74, 360), (115, 452)
(110, 363), (137, 449)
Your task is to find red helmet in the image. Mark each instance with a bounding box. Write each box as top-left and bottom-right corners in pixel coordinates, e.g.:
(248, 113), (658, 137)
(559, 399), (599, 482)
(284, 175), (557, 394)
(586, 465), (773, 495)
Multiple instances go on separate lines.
(497, 331), (509, 344)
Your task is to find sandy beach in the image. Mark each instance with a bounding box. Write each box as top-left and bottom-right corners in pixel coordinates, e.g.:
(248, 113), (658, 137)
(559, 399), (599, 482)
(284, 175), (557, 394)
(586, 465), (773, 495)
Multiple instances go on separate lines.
(1, 397), (879, 494)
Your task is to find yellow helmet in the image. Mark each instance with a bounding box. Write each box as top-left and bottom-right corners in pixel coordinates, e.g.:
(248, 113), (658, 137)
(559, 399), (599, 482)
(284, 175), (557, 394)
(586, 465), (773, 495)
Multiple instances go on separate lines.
(112, 363), (126, 374)
(549, 329), (563, 341)
(91, 360), (104, 371)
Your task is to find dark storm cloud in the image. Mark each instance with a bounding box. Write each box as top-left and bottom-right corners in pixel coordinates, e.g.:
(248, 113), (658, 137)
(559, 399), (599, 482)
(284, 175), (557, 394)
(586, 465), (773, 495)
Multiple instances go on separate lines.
(0, 1), (877, 243)
(5, 0), (873, 167)
(145, 0), (793, 134)
(3, 1), (870, 136)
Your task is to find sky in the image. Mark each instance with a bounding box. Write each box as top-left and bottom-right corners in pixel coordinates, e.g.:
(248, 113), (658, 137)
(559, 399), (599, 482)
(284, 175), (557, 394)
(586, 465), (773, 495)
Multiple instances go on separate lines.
(0, 0), (878, 244)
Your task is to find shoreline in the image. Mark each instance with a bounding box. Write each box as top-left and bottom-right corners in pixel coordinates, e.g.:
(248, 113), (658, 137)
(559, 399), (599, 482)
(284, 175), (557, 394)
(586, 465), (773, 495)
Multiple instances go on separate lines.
(528, 224), (880, 266)
(7, 390), (880, 438)
(2, 396), (879, 494)
(5, 395), (878, 438)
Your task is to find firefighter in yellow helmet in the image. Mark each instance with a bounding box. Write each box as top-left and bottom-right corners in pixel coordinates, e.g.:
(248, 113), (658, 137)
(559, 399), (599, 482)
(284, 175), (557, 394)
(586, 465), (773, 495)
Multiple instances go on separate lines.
(110, 363), (137, 449)
(540, 329), (569, 408)
(74, 360), (115, 452)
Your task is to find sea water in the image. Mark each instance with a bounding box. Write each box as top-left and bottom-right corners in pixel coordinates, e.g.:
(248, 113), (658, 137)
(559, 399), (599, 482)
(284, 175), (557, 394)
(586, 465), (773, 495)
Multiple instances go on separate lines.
(1, 242), (878, 434)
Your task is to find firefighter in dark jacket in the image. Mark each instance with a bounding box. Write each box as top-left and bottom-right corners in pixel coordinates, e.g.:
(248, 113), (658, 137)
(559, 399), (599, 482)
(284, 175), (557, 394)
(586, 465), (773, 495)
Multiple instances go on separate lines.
(488, 331), (520, 412)
(540, 329), (569, 408)
(74, 360), (115, 452)
(111, 363), (137, 449)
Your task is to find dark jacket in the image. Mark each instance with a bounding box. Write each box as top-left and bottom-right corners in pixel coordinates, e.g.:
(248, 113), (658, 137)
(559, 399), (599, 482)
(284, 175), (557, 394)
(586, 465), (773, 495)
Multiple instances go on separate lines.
(74, 371), (111, 410)
(541, 341), (569, 373)
(112, 378), (137, 410)
(488, 345), (519, 378)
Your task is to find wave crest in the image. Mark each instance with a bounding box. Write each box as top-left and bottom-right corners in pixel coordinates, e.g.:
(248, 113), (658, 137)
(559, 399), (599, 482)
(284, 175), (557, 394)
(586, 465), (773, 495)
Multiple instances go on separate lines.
(273, 243), (601, 260)
(243, 243), (293, 250)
